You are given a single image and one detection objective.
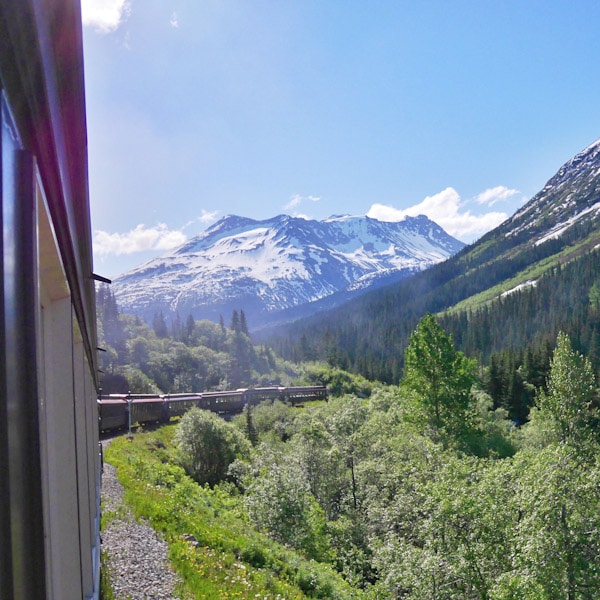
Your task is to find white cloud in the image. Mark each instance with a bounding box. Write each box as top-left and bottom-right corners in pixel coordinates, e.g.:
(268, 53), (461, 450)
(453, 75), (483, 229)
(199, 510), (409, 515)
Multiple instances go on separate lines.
(198, 209), (219, 224)
(367, 186), (509, 242)
(170, 12), (179, 28)
(285, 195), (302, 209)
(81, 0), (131, 33)
(475, 185), (520, 206)
(93, 223), (187, 256)
(285, 194), (321, 210)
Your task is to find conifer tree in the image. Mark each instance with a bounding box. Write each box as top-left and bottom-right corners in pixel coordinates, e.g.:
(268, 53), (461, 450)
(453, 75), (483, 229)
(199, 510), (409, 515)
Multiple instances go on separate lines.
(152, 310), (168, 338)
(240, 309), (249, 336)
(184, 314), (195, 343)
(230, 309), (240, 333)
(243, 403), (258, 446)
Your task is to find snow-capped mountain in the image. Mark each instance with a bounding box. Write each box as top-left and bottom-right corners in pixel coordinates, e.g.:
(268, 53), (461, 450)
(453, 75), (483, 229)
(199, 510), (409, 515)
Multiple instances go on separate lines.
(112, 214), (464, 328)
(502, 138), (600, 244)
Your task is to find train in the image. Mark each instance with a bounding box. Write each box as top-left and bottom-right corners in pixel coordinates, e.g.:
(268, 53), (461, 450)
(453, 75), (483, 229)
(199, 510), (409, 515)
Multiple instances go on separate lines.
(98, 386), (328, 433)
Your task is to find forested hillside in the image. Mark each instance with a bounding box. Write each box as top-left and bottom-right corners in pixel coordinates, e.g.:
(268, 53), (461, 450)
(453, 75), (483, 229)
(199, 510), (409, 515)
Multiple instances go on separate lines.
(264, 141), (600, 423)
(266, 227), (600, 414)
(97, 284), (290, 394)
(97, 285), (372, 397)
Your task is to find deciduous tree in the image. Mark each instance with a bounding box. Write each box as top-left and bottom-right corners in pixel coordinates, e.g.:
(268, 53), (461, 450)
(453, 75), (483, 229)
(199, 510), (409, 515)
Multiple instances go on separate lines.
(175, 407), (251, 486)
(402, 313), (477, 444)
(536, 331), (596, 447)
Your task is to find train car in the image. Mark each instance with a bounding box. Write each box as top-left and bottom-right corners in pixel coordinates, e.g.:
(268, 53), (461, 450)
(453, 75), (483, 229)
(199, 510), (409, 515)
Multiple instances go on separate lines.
(97, 386), (330, 433)
(284, 385), (329, 404)
(129, 396), (168, 426)
(201, 389), (247, 414)
(98, 397), (128, 432)
(0, 2), (102, 597)
(246, 387), (286, 403)
(99, 394), (169, 430)
(165, 393), (204, 418)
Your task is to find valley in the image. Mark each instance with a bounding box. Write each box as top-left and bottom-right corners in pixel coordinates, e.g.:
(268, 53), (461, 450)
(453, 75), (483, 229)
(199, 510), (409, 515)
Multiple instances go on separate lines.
(100, 137), (600, 599)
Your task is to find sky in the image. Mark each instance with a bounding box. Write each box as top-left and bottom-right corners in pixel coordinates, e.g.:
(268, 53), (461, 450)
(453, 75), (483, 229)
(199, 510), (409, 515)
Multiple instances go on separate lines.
(82, 0), (600, 278)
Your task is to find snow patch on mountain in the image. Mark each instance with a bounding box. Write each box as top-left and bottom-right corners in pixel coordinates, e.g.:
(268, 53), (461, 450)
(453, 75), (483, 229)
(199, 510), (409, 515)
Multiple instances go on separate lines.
(112, 213), (465, 327)
(504, 137), (600, 243)
(534, 201), (600, 246)
(501, 280), (537, 297)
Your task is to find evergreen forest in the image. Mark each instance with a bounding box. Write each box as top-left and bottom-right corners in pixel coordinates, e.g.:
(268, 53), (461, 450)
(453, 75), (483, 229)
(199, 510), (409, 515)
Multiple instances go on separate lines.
(266, 231), (600, 424)
(96, 284), (373, 398)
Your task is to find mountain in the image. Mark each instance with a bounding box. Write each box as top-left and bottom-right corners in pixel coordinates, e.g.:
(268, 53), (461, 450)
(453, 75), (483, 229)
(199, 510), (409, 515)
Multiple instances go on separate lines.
(264, 138), (600, 383)
(502, 138), (600, 244)
(112, 213), (464, 327)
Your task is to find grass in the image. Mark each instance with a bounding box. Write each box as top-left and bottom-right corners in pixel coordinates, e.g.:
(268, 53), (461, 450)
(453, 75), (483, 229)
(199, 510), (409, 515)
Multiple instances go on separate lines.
(103, 426), (362, 599)
(100, 549), (120, 600)
(442, 253), (561, 316)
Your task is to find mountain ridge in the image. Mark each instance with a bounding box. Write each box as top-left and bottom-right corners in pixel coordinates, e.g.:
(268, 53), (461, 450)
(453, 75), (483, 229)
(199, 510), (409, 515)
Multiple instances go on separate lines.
(112, 213), (465, 327)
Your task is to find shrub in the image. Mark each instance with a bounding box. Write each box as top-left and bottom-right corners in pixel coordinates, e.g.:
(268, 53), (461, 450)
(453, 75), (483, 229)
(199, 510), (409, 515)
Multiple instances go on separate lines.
(175, 407), (251, 486)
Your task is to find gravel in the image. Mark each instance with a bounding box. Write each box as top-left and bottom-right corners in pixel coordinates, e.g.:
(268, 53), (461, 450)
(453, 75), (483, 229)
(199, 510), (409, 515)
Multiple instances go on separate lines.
(101, 445), (183, 599)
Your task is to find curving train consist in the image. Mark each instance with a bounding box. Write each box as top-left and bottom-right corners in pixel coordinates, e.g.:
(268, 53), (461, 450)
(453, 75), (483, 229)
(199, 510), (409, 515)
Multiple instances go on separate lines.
(98, 385), (328, 432)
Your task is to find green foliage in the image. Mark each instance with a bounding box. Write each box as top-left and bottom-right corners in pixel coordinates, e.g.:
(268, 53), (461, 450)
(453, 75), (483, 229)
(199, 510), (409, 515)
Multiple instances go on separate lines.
(100, 550), (118, 600)
(120, 366), (159, 394)
(326, 515), (374, 589)
(502, 446), (600, 599)
(175, 407), (251, 486)
(291, 413), (345, 521)
(480, 343), (550, 424)
(233, 398), (299, 443)
(589, 279), (600, 312)
(402, 313), (477, 444)
(233, 335), (600, 596)
(242, 403), (258, 446)
(244, 448), (334, 563)
(462, 387), (517, 457)
(105, 427), (360, 599)
(536, 331), (596, 446)
(102, 330), (600, 598)
(301, 363), (373, 397)
(96, 286), (301, 393)
(152, 310), (169, 338)
(369, 453), (517, 599)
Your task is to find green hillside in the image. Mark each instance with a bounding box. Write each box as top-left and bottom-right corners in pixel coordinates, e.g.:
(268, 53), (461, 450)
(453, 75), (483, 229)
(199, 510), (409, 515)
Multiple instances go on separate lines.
(264, 140), (600, 420)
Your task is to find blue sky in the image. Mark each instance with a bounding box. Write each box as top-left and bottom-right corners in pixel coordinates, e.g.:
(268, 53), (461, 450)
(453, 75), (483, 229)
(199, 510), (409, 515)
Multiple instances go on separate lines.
(82, 0), (600, 278)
